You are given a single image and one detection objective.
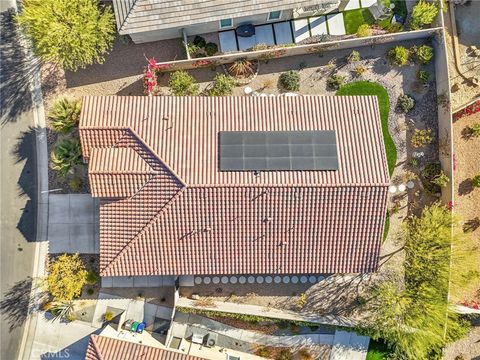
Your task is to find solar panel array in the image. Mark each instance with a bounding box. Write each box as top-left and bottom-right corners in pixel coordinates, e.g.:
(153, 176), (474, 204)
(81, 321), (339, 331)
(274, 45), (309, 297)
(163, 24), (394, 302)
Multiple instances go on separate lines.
(219, 131), (339, 171)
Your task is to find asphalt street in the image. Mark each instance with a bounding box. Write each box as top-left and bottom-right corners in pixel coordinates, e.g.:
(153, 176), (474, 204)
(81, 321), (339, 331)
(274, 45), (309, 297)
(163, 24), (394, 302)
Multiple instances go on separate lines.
(1, 3), (37, 358)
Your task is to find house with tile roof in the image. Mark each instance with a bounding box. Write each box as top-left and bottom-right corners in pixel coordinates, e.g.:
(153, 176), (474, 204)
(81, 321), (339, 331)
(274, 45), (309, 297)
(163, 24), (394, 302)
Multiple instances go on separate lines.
(79, 95), (389, 282)
(112, 0), (346, 43)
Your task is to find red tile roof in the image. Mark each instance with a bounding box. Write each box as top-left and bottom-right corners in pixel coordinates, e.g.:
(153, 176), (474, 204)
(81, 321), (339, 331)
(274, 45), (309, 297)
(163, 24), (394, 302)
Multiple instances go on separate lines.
(80, 96), (389, 276)
(85, 335), (204, 360)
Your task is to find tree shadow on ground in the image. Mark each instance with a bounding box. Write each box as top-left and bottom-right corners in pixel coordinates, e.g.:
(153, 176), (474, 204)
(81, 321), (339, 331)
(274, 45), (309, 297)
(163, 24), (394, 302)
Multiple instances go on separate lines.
(0, 8), (37, 123)
(0, 277), (40, 332)
(458, 178), (474, 196)
(11, 127), (38, 241)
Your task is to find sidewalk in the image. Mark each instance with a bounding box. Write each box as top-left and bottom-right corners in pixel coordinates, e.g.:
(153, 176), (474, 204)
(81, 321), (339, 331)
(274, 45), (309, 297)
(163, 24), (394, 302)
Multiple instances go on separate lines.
(176, 297), (357, 328)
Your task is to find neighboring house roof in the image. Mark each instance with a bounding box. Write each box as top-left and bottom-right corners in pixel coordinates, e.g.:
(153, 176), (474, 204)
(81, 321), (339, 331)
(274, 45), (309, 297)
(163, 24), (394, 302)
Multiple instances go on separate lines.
(85, 335), (204, 360)
(80, 96), (389, 277)
(112, 0), (330, 34)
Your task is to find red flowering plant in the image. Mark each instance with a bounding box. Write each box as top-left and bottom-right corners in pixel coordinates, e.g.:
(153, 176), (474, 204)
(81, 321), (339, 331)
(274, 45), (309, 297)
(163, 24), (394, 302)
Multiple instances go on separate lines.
(192, 59), (211, 68)
(453, 100), (480, 121)
(143, 57), (173, 95)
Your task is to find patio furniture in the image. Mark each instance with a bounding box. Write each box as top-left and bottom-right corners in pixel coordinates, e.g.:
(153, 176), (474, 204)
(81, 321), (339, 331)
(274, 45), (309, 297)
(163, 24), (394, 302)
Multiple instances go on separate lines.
(273, 22), (293, 44)
(255, 24), (275, 46)
(236, 24), (255, 37)
(293, 18), (311, 43)
(219, 31), (238, 53)
(309, 16), (328, 36)
(192, 333), (204, 344)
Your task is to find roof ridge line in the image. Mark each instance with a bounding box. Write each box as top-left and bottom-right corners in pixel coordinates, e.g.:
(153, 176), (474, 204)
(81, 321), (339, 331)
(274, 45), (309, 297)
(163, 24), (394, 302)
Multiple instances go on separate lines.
(99, 186), (187, 276)
(127, 128), (187, 187)
(188, 183), (391, 188)
(90, 170), (158, 175)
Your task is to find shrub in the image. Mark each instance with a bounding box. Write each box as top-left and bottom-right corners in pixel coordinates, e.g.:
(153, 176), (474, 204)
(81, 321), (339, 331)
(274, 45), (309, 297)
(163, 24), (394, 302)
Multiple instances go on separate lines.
(104, 311), (114, 322)
(48, 98), (81, 133)
(411, 128), (433, 148)
(387, 46), (409, 66)
(417, 70), (429, 84)
(186, 42), (201, 57)
(412, 44), (434, 64)
(67, 313), (77, 322)
(431, 170), (449, 187)
(410, 0), (439, 30)
(398, 94), (415, 113)
(42, 301), (54, 311)
(298, 349), (313, 360)
(16, 0), (115, 71)
(69, 177), (83, 192)
(347, 50), (361, 63)
(356, 24), (372, 37)
(327, 74), (346, 90)
(50, 139), (82, 177)
(47, 254), (87, 301)
(276, 349), (293, 360)
(354, 65), (367, 77)
(168, 70), (199, 96)
(386, 23), (404, 33)
(296, 293), (307, 310)
(421, 162), (442, 193)
(255, 347), (271, 358)
(192, 35), (206, 48)
(228, 58), (255, 77)
(279, 70), (300, 91)
(51, 301), (75, 322)
(469, 123), (480, 137)
(472, 175), (480, 188)
(205, 42), (218, 56)
(85, 270), (99, 285)
(87, 288), (94, 295)
(208, 74), (236, 96)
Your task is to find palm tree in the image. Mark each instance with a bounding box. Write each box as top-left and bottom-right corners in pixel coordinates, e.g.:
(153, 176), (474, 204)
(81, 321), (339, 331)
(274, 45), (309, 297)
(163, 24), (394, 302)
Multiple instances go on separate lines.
(50, 139), (82, 176)
(48, 98), (81, 133)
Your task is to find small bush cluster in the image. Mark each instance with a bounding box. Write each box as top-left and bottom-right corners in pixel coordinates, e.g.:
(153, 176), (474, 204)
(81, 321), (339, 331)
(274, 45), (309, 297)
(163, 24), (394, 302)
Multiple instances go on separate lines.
(467, 123), (480, 137)
(353, 65), (367, 77)
(208, 74), (236, 96)
(347, 50), (361, 63)
(412, 45), (434, 64)
(411, 128), (433, 148)
(356, 24), (372, 37)
(431, 170), (449, 187)
(398, 94), (415, 113)
(85, 270), (99, 285)
(421, 162), (442, 193)
(48, 98), (81, 134)
(327, 74), (346, 90)
(168, 70), (199, 96)
(387, 46), (409, 66)
(279, 70), (300, 91)
(386, 23), (403, 33)
(473, 175), (480, 188)
(410, 0), (439, 30)
(104, 311), (114, 322)
(69, 177), (83, 192)
(50, 139), (82, 177)
(187, 36), (218, 57)
(417, 70), (430, 84)
(228, 58), (256, 78)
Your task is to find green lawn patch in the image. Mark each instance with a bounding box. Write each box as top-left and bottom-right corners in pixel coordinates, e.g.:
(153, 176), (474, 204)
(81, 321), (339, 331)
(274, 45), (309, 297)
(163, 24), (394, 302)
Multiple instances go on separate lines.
(343, 8), (375, 34)
(366, 340), (391, 360)
(336, 81), (396, 175)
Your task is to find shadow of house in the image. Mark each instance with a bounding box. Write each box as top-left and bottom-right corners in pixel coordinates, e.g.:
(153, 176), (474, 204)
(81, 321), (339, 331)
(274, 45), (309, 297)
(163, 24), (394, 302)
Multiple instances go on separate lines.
(39, 329), (102, 360)
(11, 127), (38, 242)
(0, 9), (35, 123)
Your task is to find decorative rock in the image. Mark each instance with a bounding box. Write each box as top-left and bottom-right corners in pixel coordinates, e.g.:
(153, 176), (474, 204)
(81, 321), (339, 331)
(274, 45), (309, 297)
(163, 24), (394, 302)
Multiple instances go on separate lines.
(248, 276), (255, 284)
(194, 277), (202, 285)
(265, 276), (273, 284)
(291, 276), (299, 284)
(256, 276), (264, 284)
(398, 184), (406, 192)
(407, 180), (415, 189)
(203, 277), (211, 284)
(300, 276), (308, 284)
(230, 276), (238, 284)
(212, 276), (220, 284)
(389, 185), (397, 193)
(282, 276), (290, 284)
(191, 294), (200, 300)
(274, 276), (282, 284)
(309, 276), (317, 283)
(239, 276), (246, 284)
(221, 276), (229, 284)
(244, 86), (253, 95)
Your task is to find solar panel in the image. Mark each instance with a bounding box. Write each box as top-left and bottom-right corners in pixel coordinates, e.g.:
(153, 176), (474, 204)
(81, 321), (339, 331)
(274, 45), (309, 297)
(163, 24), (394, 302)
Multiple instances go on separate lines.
(219, 131), (339, 171)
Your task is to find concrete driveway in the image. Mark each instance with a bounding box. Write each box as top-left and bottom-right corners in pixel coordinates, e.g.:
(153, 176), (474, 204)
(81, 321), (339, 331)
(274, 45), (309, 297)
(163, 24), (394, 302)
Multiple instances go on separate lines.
(48, 194), (99, 254)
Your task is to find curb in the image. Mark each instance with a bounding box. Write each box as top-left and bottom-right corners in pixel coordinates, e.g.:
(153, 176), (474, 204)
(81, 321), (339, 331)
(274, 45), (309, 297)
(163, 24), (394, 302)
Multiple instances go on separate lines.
(15, 23), (50, 360)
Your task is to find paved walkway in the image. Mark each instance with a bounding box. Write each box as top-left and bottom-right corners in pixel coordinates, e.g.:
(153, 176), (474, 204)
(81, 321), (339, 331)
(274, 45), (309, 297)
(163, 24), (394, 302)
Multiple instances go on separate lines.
(329, 330), (369, 360)
(48, 194), (99, 253)
(176, 297), (357, 327)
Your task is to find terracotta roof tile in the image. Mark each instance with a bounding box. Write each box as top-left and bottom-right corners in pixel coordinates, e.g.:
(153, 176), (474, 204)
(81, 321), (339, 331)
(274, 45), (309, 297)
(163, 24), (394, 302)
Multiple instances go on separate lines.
(85, 335), (204, 360)
(79, 96), (389, 276)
